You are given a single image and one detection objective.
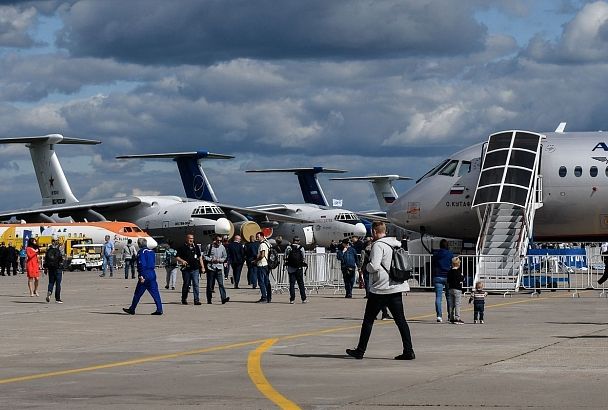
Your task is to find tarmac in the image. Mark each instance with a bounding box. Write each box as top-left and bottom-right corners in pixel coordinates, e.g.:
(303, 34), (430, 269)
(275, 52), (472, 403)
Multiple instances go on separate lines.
(2, 270), (608, 409)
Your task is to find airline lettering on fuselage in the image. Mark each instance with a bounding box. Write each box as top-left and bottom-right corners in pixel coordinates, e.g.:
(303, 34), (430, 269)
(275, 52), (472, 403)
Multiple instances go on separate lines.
(446, 201), (471, 207)
(51, 190), (59, 195)
(52, 199), (65, 204)
(174, 221), (191, 226)
(592, 142), (608, 151)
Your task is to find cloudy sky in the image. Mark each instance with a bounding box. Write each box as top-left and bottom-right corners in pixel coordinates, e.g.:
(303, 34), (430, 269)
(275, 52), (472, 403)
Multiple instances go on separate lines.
(0, 0), (604, 213)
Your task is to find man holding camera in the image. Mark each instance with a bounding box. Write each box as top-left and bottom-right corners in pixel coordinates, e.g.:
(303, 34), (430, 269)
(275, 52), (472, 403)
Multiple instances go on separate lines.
(176, 233), (204, 306)
(204, 235), (230, 305)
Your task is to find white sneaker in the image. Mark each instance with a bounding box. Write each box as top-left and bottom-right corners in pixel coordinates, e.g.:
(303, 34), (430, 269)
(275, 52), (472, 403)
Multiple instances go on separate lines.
(55, 300), (63, 304)
(474, 320), (477, 324)
(46, 293), (51, 303)
(480, 320), (484, 324)
(289, 300), (295, 304)
(302, 299), (308, 304)
(437, 317), (442, 323)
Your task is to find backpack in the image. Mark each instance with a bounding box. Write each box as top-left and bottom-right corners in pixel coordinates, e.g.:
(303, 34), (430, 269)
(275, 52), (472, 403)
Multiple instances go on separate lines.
(375, 241), (412, 283)
(286, 245), (305, 268)
(45, 246), (62, 269)
(266, 242), (280, 270)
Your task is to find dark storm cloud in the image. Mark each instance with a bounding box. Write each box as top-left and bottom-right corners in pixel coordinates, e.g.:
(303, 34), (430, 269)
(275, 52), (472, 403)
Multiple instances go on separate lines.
(56, 0), (487, 65)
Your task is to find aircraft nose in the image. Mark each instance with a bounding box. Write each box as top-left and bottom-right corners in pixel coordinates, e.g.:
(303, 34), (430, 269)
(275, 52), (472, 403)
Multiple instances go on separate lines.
(146, 237), (158, 249)
(214, 217), (233, 236)
(354, 222), (367, 237)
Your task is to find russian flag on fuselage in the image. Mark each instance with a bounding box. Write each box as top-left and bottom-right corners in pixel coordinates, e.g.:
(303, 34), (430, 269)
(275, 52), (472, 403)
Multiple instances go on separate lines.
(450, 185), (465, 195)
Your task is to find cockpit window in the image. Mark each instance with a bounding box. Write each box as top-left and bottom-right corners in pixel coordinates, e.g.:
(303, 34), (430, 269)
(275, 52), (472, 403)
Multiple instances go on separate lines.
(133, 227), (142, 232)
(416, 159), (450, 183)
(123, 227), (133, 233)
(334, 212), (359, 221)
(458, 161), (471, 177)
(438, 160), (459, 177)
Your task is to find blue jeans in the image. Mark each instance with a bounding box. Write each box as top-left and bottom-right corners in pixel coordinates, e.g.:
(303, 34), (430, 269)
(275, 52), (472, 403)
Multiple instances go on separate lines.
(124, 258), (135, 279)
(206, 268), (227, 303)
(47, 269), (62, 301)
(257, 266), (270, 300)
(102, 254), (113, 275)
(433, 276), (450, 318)
(474, 300), (485, 321)
(247, 263), (258, 287)
(181, 268), (200, 303)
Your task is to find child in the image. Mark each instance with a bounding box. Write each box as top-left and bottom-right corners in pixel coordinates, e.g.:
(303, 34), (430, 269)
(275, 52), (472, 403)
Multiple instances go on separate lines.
(469, 281), (488, 324)
(447, 257), (464, 324)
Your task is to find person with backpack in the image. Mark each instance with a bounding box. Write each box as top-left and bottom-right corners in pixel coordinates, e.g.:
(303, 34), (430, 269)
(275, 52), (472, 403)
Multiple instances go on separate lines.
(346, 221), (415, 361)
(245, 235), (260, 289)
(164, 243), (178, 290)
(122, 238), (138, 279)
(359, 239), (391, 320)
(44, 235), (64, 303)
(336, 239), (359, 298)
(284, 236), (307, 304)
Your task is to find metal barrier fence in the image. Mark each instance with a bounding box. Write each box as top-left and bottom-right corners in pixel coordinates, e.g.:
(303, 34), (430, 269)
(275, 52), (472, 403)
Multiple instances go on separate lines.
(112, 246), (608, 296)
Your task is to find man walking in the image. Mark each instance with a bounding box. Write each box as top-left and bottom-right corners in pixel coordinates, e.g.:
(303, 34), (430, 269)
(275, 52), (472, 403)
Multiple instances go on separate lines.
(122, 238), (137, 279)
(204, 235), (230, 304)
(226, 235), (246, 289)
(346, 221), (415, 360)
(44, 235), (64, 304)
(123, 238), (163, 315)
(337, 239), (359, 298)
(100, 235), (115, 277)
(245, 235), (259, 288)
(176, 233), (203, 305)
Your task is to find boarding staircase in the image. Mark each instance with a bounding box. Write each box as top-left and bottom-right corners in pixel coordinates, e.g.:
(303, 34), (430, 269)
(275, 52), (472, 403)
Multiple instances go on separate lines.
(472, 130), (544, 292)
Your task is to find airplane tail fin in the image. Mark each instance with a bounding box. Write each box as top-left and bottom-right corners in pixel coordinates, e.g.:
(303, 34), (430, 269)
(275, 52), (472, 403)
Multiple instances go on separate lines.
(245, 167), (346, 206)
(116, 151), (233, 202)
(0, 134), (100, 206)
(330, 175), (412, 211)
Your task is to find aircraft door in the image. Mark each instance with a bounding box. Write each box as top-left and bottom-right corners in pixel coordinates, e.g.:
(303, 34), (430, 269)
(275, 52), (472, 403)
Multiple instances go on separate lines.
(303, 226), (314, 245)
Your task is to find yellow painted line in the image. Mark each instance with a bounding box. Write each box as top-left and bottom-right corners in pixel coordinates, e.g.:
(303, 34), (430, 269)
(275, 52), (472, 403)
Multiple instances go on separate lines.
(0, 291), (572, 387)
(0, 338), (266, 385)
(248, 339), (301, 410)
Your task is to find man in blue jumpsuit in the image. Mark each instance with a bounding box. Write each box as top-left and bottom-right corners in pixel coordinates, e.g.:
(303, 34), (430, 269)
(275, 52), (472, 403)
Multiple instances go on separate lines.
(123, 238), (163, 315)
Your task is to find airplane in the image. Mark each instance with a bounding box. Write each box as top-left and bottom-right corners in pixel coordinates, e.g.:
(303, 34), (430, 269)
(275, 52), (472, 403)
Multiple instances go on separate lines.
(387, 124), (608, 242)
(384, 124), (608, 290)
(115, 153), (367, 247)
(0, 221), (157, 250)
(0, 135), (306, 246)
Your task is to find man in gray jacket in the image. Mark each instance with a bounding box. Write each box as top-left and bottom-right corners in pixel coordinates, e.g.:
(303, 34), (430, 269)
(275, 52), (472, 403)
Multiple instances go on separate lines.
(346, 221), (415, 360)
(204, 235), (230, 305)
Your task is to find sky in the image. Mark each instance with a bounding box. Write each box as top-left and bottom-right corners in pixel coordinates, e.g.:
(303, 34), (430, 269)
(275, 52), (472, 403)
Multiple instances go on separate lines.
(0, 0), (604, 213)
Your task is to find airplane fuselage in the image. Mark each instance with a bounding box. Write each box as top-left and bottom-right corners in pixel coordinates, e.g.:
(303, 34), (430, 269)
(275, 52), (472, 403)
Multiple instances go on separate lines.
(388, 132), (608, 242)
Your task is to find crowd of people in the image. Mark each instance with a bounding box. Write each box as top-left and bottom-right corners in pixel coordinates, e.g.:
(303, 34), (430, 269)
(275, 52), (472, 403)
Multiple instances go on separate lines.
(6, 224), (500, 361)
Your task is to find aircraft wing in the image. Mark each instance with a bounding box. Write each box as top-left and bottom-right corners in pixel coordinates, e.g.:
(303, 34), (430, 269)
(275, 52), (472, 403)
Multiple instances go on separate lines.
(0, 197), (142, 221)
(213, 202), (311, 223)
(354, 211), (389, 222)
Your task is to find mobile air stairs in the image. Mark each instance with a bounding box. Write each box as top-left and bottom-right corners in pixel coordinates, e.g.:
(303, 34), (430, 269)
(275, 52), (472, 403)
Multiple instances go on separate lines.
(471, 130), (544, 295)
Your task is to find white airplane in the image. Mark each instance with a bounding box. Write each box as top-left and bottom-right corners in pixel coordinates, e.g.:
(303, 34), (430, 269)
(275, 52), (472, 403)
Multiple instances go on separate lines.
(245, 168), (368, 246)
(115, 153), (367, 247)
(0, 135), (306, 246)
(387, 124), (608, 242)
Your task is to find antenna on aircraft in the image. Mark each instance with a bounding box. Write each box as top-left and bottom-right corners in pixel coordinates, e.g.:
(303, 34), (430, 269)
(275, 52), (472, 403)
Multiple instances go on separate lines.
(330, 175), (412, 211)
(246, 167), (347, 206)
(116, 151), (234, 202)
(0, 134), (101, 206)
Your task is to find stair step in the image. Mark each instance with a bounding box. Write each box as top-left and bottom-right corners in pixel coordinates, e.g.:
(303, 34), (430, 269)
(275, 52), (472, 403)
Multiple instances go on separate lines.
(491, 221), (522, 229)
(485, 234), (519, 242)
(491, 215), (522, 222)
